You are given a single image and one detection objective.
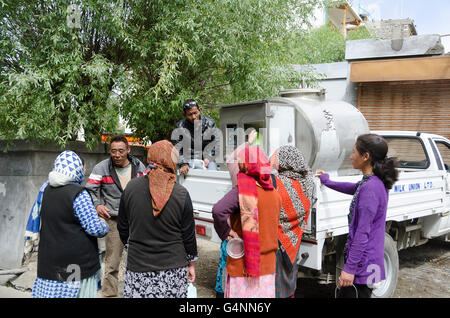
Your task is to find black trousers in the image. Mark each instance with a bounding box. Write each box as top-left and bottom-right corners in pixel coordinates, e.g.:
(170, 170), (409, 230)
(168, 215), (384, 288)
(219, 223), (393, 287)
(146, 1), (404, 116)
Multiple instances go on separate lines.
(336, 284), (373, 298)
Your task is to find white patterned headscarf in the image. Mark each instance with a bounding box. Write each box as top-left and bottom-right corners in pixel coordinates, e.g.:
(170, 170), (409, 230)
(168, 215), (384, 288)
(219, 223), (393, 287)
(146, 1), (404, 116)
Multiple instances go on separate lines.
(276, 145), (314, 200)
(49, 150), (84, 186)
(24, 150), (84, 256)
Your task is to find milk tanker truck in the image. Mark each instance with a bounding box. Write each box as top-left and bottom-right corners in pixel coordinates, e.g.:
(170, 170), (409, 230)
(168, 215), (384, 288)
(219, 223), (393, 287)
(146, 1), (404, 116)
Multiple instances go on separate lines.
(178, 89), (450, 298)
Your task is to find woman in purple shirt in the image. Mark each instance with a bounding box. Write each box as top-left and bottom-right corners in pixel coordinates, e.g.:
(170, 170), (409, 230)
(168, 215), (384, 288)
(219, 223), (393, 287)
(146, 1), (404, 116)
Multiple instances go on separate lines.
(317, 134), (398, 298)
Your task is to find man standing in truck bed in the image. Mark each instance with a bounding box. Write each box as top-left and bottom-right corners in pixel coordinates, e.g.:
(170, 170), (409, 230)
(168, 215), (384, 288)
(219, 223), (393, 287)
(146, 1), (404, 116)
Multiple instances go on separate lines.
(172, 99), (219, 176)
(86, 135), (145, 297)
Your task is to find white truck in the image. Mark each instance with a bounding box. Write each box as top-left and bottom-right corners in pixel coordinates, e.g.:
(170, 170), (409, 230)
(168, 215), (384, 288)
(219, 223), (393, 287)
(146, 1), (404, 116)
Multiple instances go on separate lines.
(179, 89), (450, 298)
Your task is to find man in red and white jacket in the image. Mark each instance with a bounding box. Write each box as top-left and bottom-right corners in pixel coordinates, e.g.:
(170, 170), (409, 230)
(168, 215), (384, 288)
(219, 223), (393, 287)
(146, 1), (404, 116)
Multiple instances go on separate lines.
(86, 135), (145, 297)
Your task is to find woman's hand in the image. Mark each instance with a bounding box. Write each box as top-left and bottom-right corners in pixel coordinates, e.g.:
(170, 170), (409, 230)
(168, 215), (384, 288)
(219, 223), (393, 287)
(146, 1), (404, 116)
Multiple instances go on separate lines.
(227, 229), (239, 241)
(180, 165), (190, 176)
(315, 169), (326, 176)
(338, 270), (355, 287)
(188, 261), (196, 283)
(96, 205), (111, 219)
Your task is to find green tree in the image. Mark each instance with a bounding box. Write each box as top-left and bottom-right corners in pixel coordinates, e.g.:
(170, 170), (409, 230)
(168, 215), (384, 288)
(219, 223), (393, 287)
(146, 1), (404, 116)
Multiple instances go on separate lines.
(113, 0), (322, 142)
(290, 24), (374, 65)
(0, 1), (124, 148)
(0, 0), (322, 146)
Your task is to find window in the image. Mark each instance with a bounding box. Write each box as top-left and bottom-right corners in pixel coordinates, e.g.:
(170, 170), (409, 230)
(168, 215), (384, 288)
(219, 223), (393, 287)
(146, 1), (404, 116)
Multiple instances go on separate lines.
(226, 124), (238, 148)
(243, 122), (263, 144)
(384, 137), (429, 169)
(435, 141), (450, 171)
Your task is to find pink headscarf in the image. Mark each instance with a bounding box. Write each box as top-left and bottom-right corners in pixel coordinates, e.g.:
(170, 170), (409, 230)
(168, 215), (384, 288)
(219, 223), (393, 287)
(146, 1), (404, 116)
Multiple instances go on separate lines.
(236, 146), (273, 276)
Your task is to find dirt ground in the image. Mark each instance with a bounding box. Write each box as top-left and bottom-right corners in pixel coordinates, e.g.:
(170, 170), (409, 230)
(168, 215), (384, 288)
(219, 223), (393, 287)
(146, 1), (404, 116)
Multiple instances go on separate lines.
(193, 237), (450, 298)
(5, 236), (447, 298)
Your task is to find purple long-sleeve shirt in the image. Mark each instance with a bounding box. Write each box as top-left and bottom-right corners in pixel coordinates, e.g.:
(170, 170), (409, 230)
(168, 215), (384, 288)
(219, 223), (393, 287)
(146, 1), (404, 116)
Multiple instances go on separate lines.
(319, 173), (388, 285)
(212, 186), (239, 241)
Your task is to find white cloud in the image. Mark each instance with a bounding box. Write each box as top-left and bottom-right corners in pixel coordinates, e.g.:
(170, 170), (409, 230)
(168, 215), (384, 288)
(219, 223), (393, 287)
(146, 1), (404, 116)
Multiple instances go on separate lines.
(441, 36), (450, 53)
(365, 1), (382, 21)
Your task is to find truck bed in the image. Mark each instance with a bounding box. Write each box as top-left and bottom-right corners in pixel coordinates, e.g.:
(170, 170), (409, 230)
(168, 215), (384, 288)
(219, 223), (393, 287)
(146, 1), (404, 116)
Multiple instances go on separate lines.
(178, 169), (232, 243)
(179, 169), (448, 245)
(312, 170), (447, 240)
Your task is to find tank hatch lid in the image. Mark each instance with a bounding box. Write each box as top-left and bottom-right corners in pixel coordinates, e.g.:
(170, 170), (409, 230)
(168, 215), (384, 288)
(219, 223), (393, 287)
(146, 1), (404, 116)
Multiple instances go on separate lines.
(278, 88), (326, 101)
(217, 98), (293, 109)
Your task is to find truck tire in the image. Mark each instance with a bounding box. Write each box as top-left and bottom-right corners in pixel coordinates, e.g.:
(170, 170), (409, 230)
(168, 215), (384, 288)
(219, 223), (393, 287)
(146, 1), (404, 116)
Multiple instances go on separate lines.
(371, 233), (399, 298)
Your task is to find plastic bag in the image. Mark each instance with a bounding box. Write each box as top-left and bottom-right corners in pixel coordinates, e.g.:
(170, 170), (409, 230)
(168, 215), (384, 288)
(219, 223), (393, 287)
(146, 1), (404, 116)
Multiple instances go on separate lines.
(187, 283), (197, 298)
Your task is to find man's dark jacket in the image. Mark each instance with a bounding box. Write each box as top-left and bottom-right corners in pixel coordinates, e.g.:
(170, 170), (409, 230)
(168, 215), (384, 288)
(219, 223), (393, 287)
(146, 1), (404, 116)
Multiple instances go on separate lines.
(172, 114), (218, 167)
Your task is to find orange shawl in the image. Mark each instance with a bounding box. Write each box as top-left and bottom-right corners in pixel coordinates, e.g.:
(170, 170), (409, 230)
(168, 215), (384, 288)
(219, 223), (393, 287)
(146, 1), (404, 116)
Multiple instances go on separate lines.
(147, 140), (179, 216)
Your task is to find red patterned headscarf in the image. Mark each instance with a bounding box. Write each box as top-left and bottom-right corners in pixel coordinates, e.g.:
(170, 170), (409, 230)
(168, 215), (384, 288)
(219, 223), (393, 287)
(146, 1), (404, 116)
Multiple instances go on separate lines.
(147, 140), (179, 217)
(236, 146), (273, 276)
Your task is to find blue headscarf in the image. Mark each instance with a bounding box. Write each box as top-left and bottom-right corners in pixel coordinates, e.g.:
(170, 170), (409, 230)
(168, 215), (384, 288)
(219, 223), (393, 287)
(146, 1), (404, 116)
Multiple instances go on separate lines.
(24, 151), (84, 255)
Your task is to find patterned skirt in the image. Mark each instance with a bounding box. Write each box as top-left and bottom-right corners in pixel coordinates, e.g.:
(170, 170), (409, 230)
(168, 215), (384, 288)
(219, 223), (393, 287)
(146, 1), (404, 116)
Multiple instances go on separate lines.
(225, 274), (275, 298)
(123, 267), (189, 298)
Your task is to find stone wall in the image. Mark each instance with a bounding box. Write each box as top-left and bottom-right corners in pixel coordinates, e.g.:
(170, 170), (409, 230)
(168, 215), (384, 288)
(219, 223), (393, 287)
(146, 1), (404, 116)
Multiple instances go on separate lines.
(0, 140), (146, 269)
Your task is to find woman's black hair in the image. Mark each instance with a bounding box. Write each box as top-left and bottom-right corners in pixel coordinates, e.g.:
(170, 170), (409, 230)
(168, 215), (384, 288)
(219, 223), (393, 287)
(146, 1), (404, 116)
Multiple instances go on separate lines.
(355, 134), (399, 189)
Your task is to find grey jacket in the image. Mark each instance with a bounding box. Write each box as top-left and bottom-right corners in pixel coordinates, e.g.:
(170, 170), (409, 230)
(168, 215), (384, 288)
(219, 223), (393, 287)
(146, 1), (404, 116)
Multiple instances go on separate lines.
(85, 155), (145, 217)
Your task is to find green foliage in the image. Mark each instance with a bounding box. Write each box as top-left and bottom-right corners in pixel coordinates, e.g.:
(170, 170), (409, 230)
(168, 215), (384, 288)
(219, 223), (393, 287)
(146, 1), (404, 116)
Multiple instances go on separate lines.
(0, 1), (122, 148)
(114, 0), (321, 141)
(290, 24), (374, 65)
(0, 0), (322, 146)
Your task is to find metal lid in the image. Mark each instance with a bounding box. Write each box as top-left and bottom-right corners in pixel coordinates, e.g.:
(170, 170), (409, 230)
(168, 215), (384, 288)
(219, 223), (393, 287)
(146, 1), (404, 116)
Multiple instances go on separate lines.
(278, 88), (326, 100)
(226, 238), (245, 259)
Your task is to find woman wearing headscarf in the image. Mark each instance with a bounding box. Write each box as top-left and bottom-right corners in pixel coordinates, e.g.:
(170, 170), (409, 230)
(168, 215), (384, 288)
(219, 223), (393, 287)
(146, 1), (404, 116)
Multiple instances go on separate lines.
(270, 145), (314, 298)
(117, 140), (198, 298)
(212, 146), (281, 298)
(26, 151), (109, 298)
(213, 129), (259, 297)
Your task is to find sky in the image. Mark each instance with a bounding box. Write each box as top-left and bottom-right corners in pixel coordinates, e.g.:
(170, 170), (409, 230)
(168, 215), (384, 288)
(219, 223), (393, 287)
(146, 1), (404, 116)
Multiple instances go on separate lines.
(353, 0), (450, 52)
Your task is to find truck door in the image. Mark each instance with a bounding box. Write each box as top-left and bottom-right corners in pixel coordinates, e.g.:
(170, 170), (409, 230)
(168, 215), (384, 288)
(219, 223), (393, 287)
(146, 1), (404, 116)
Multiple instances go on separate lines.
(432, 139), (450, 230)
(433, 139), (450, 190)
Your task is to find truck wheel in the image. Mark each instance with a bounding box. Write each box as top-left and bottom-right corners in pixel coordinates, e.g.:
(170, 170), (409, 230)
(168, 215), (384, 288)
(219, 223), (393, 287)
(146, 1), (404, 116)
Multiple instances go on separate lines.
(371, 233), (399, 298)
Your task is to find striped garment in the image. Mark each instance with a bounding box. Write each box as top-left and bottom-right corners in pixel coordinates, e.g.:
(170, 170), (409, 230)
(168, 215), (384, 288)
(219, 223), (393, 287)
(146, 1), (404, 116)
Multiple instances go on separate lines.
(270, 145), (314, 298)
(271, 146), (314, 266)
(236, 146), (274, 277)
(276, 178), (311, 265)
(85, 155), (145, 217)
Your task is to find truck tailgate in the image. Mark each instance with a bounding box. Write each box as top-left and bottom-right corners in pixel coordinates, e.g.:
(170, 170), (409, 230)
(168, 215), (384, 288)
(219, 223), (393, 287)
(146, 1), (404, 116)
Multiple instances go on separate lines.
(178, 170), (232, 242)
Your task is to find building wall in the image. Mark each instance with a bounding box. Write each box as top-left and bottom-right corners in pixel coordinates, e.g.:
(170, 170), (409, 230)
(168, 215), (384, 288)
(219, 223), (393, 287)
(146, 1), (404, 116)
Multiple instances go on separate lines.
(297, 35), (447, 137)
(294, 62), (359, 106)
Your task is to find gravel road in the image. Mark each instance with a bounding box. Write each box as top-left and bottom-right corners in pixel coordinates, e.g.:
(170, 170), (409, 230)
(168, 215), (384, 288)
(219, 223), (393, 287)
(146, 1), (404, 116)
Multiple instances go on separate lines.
(194, 237), (450, 298)
(1, 237), (447, 298)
